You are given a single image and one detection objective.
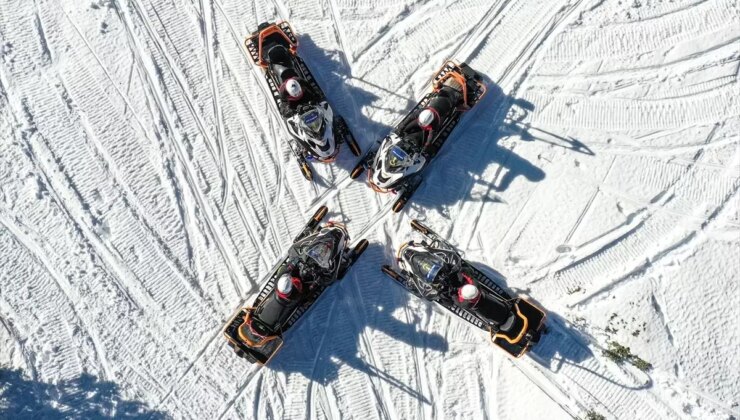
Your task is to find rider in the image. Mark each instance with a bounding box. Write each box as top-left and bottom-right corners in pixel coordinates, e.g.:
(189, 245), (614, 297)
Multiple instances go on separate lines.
(278, 77), (320, 117)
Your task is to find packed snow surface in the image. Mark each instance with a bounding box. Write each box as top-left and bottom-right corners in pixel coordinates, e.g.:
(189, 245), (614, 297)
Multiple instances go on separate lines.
(1, 0), (739, 418)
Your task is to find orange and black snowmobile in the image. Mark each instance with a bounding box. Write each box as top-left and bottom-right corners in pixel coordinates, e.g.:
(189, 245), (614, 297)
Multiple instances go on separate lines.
(382, 220), (546, 358)
(350, 60), (487, 212)
(245, 21), (361, 181)
(223, 206), (368, 364)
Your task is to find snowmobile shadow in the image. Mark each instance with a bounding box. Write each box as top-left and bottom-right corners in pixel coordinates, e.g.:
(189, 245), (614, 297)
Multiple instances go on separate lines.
(410, 77), (593, 215)
(267, 243), (446, 404)
(0, 368), (168, 419)
(295, 34), (401, 178)
(522, 309), (651, 391)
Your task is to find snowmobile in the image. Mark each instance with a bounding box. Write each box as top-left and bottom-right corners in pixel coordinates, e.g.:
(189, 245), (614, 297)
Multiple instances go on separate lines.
(223, 206), (368, 364)
(382, 220), (546, 358)
(245, 21), (361, 180)
(350, 60), (487, 212)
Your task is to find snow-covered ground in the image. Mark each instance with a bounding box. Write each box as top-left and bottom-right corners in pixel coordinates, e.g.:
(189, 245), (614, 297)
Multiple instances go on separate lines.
(1, 0), (738, 418)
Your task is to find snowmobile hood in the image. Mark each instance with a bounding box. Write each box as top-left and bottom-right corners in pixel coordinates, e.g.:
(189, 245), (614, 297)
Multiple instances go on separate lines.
(294, 224), (348, 274)
(300, 108), (325, 137)
(399, 244), (446, 284)
(369, 133), (425, 190)
(287, 102), (338, 161)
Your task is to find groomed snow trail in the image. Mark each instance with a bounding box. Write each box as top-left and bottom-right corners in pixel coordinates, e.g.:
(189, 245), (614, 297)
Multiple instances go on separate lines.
(1, 0), (738, 419)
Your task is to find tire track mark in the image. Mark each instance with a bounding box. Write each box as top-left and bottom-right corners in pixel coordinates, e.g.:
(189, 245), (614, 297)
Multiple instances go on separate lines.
(51, 69), (211, 309)
(201, 0), (233, 210)
(127, 0), (231, 208)
(0, 211), (114, 381)
(0, 299), (39, 380)
(344, 261), (398, 420)
(450, 0), (587, 246)
(111, 4), (248, 297)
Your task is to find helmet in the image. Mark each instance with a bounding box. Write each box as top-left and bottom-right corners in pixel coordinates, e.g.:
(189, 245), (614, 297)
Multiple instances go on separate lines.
(285, 78), (303, 99)
(418, 109), (435, 128)
(459, 284), (480, 301)
(277, 273), (294, 295)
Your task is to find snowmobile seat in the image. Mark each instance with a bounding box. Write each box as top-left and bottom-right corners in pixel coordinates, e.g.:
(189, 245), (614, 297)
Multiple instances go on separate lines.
(427, 95), (454, 120)
(476, 292), (514, 327)
(254, 292), (299, 329)
(272, 65), (299, 85)
(267, 44), (292, 66)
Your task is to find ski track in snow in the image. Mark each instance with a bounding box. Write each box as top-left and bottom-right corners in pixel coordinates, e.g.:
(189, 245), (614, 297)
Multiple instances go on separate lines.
(1, 0), (739, 418)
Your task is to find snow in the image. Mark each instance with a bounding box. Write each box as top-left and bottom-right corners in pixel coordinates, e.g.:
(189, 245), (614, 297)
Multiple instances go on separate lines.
(0, 0), (738, 418)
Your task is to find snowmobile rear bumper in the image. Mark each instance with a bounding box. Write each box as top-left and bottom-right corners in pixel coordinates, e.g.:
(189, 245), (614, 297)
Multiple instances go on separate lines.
(491, 298), (546, 358)
(223, 309), (284, 365)
(245, 21), (298, 67)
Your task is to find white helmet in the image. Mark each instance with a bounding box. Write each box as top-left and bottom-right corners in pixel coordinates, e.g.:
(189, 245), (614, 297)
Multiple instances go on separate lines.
(460, 284), (480, 301)
(277, 273), (294, 295)
(418, 109), (435, 128)
(285, 79), (302, 99)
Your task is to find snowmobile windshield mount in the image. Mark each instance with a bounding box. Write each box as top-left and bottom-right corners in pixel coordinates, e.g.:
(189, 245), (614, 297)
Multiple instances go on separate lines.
(386, 145), (412, 171)
(304, 234), (335, 269)
(299, 108), (325, 136)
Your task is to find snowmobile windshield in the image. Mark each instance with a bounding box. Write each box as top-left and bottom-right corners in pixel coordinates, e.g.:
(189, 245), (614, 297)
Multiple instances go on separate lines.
(299, 108), (325, 136)
(410, 252), (444, 284)
(305, 235), (335, 269)
(385, 145), (411, 171)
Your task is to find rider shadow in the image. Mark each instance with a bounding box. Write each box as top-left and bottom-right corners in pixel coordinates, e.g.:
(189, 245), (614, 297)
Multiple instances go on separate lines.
(410, 76), (593, 216)
(295, 34), (413, 186)
(268, 242), (447, 403)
